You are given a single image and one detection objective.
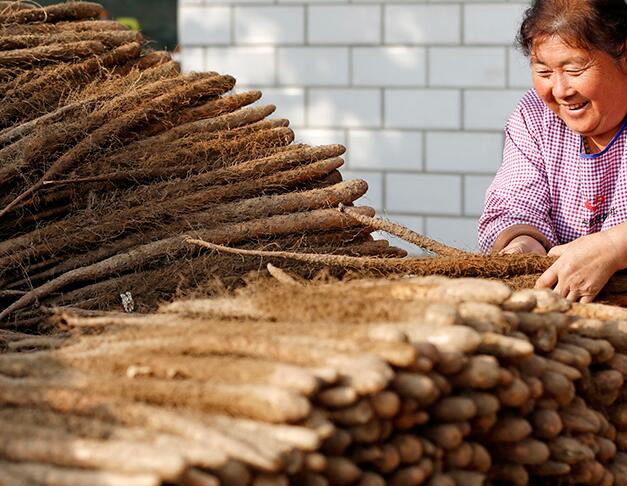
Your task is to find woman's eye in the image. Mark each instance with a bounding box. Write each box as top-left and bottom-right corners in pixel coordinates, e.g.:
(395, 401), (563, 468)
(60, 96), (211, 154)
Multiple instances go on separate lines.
(535, 70), (552, 77)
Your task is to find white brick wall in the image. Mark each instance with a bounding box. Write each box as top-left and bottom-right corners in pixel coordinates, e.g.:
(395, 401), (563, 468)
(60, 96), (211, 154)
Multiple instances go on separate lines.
(425, 132), (503, 173)
(348, 130), (423, 171)
(308, 89), (381, 128)
(178, 0), (533, 252)
(234, 6), (304, 45)
(429, 47), (506, 88)
(385, 90), (461, 129)
(309, 6), (381, 45)
(385, 5), (461, 45)
(353, 47), (426, 87)
(278, 48), (349, 86)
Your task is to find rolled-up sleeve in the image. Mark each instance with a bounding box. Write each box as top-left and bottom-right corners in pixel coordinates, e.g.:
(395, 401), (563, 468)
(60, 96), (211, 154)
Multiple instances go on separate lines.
(478, 106), (558, 253)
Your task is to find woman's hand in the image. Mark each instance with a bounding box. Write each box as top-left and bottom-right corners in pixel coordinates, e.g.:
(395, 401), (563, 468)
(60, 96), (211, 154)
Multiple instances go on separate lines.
(499, 235), (547, 256)
(535, 226), (627, 302)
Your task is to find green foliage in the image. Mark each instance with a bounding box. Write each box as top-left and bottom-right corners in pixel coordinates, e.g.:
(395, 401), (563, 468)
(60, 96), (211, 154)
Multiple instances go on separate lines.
(35, 0), (177, 50)
(115, 17), (141, 32)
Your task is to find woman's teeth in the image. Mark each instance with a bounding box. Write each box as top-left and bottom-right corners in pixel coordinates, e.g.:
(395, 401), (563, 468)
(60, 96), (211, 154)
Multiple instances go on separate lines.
(566, 102), (588, 110)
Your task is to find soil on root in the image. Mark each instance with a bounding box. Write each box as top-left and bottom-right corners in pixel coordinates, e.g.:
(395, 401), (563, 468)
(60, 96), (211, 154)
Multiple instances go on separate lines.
(0, 11), (409, 327)
(0, 29), (142, 51)
(0, 42), (141, 128)
(0, 146), (342, 273)
(0, 2), (104, 25)
(0, 20), (129, 37)
(0, 40), (107, 67)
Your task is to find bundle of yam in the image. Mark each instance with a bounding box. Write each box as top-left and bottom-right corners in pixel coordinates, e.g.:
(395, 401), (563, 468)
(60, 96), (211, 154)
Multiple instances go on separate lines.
(183, 221), (627, 307)
(5, 3), (627, 484)
(3, 274), (627, 485)
(2, 0), (627, 328)
(0, 0), (411, 328)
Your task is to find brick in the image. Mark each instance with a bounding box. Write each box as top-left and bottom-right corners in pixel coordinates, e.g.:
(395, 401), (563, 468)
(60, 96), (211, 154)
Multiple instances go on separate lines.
(385, 5), (460, 44)
(464, 89), (526, 130)
(425, 132), (503, 173)
(385, 89), (460, 129)
(508, 47), (532, 88)
(179, 47), (205, 72)
(464, 4), (527, 45)
(294, 129), (347, 147)
(278, 0), (346, 5)
(464, 175), (494, 216)
(386, 173), (461, 215)
(253, 87), (306, 127)
(178, 6), (230, 45)
(428, 0), (501, 2)
(206, 0), (269, 3)
(205, 47), (275, 85)
(353, 47), (426, 87)
(308, 6), (380, 45)
(277, 0), (346, 3)
(235, 6), (304, 44)
(308, 89), (381, 128)
(426, 217), (480, 251)
(347, 130), (422, 171)
(278, 48), (349, 86)
(342, 170), (383, 211)
(376, 214), (428, 257)
(429, 47), (506, 88)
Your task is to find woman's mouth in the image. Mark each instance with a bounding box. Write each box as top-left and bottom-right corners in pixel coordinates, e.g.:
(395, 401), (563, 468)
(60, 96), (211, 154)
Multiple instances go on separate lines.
(563, 101), (589, 111)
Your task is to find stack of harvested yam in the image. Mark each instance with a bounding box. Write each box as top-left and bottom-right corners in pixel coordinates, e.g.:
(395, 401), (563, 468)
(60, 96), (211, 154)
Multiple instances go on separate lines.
(3, 0), (627, 327)
(4, 3), (627, 485)
(2, 274), (627, 485)
(0, 0), (408, 327)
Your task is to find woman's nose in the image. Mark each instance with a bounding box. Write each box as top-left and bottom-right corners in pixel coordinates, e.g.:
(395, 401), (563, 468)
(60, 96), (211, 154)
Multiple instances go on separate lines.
(551, 72), (575, 100)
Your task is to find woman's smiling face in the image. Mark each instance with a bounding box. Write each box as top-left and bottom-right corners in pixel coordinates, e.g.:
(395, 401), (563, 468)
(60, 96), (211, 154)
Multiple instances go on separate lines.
(531, 36), (627, 148)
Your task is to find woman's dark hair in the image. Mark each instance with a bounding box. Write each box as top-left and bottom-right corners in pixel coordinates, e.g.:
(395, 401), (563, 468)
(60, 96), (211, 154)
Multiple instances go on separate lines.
(517, 0), (627, 60)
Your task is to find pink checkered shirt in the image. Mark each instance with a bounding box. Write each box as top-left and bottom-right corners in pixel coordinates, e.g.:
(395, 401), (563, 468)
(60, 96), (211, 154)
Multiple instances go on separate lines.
(478, 89), (627, 253)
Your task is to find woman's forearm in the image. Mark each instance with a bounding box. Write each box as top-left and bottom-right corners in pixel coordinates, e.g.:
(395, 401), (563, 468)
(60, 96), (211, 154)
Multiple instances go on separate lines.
(491, 223), (551, 253)
(603, 221), (627, 272)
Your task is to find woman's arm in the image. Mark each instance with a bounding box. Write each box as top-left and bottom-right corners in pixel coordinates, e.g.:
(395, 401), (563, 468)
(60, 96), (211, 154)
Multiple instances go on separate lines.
(492, 223), (549, 255)
(499, 235), (546, 256)
(535, 221), (627, 302)
(479, 100), (558, 253)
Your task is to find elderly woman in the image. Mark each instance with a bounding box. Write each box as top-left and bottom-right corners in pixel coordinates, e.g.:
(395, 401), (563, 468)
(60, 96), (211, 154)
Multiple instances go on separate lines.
(478, 0), (627, 302)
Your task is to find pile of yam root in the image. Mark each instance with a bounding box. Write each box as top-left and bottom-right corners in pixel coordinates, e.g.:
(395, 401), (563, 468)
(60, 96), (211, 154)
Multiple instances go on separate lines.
(0, 0), (411, 327)
(2, 0), (627, 326)
(3, 274), (627, 485)
(5, 2), (627, 486)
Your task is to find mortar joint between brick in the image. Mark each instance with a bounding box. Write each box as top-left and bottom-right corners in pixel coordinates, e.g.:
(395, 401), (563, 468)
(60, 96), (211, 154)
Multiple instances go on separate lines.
(381, 86), (386, 129)
(460, 88), (465, 130)
(425, 46), (431, 87)
(382, 171), (388, 214)
(461, 173), (467, 215)
(304, 4), (308, 46)
(379, 3), (384, 46)
(348, 46), (353, 87)
(421, 130), (426, 172)
(273, 48), (279, 87)
(459, 3), (465, 46)
(229, 5), (235, 45)
(505, 47), (511, 87)
(304, 86), (310, 128)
